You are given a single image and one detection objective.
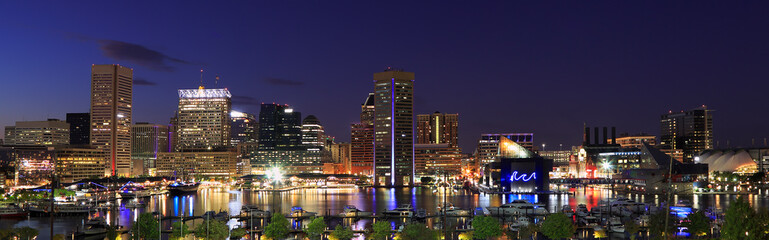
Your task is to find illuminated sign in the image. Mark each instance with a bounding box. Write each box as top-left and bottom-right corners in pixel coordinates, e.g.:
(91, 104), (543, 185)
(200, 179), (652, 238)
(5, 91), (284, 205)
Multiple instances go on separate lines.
(510, 171), (536, 182)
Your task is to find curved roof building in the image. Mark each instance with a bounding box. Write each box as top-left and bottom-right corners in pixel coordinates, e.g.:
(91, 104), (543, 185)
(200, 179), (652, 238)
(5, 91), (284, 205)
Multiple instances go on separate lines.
(695, 149), (757, 173)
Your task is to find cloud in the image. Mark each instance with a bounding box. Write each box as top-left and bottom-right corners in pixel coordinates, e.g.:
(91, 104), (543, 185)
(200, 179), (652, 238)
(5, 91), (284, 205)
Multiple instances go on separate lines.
(231, 95), (261, 107)
(96, 39), (191, 72)
(133, 77), (157, 86)
(265, 77), (304, 86)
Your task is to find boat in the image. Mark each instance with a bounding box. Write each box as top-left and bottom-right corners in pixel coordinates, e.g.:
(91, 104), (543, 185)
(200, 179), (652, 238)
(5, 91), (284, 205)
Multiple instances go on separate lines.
(203, 210), (229, 221)
(288, 206), (316, 218)
(242, 205), (271, 218)
(474, 207), (490, 216)
(339, 205), (373, 217)
(561, 205), (574, 218)
(167, 182), (200, 195)
(73, 217), (109, 240)
(125, 200), (145, 209)
(383, 204), (414, 218)
(414, 208), (427, 219)
(579, 215), (600, 227)
(438, 203), (470, 216)
(576, 204), (589, 217)
(608, 217), (625, 233)
(487, 200), (547, 216)
(0, 204), (28, 218)
(508, 216), (531, 231)
(29, 201), (93, 216)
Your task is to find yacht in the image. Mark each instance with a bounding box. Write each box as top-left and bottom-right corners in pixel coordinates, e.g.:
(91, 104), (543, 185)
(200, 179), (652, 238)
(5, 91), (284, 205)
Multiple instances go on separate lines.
(487, 200), (547, 216)
(561, 205), (574, 218)
(0, 204), (27, 218)
(508, 216), (531, 231)
(73, 217), (109, 240)
(167, 181), (200, 195)
(579, 215), (600, 227)
(438, 203), (470, 216)
(608, 217), (625, 233)
(383, 204), (414, 218)
(339, 205), (373, 217)
(474, 207), (490, 216)
(29, 201), (93, 216)
(576, 204), (589, 217)
(125, 200), (145, 209)
(288, 206), (316, 218)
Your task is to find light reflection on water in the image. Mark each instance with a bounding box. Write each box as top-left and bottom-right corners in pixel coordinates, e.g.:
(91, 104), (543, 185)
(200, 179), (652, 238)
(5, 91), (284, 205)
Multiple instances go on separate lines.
(3, 186), (769, 239)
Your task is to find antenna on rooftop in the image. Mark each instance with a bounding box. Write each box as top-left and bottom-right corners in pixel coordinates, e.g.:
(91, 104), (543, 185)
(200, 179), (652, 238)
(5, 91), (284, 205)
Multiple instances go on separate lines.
(215, 75), (220, 88)
(199, 69), (204, 88)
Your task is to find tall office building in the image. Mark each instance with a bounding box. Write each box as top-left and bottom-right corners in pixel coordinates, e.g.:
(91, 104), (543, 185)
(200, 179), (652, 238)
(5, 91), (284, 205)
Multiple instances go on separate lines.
(416, 112), (458, 147)
(660, 105), (713, 161)
(66, 113), (90, 145)
(131, 123), (169, 175)
(230, 111), (258, 147)
(302, 115), (325, 151)
(4, 119), (70, 146)
(475, 133), (534, 165)
(258, 104), (302, 151)
(90, 64), (132, 176)
(176, 87), (232, 151)
(373, 69), (414, 186)
(350, 93), (375, 175)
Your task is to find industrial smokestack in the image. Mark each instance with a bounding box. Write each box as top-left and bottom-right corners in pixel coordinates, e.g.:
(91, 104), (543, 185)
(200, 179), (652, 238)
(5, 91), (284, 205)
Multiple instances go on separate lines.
(594, 127), (599, 145)
(603, 127), (608, 144)
(584, 127), (590, 145)
(611, 127), (616, 144)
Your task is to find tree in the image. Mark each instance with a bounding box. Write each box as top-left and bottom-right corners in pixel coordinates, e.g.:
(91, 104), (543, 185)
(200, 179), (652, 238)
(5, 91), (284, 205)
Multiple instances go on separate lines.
(264, 213), (290, 240)
(400, 223), (438, 240)
(52, 234), (66, 240)
(231, 228), (247, 239)
(332, 226), (355, 240)
(13, 227), (38, 240)
(171, 221), (191, 240)
(106, 224), (119, 240)
(471, 215), (502, 239)
(722, 196), (765, 239)
(516, 224), (539, 240)
(540, 213), (575, 239)
(682, 210), (710, 238)
(623, 219), (641, 240)
(0, 229), (16, 240)
(370, 220), (392, 240)
(131, 212), (160, 240)
(648, 211), (675, 240)
(303, 217), (327, 240)
(194, 219), (230, 240)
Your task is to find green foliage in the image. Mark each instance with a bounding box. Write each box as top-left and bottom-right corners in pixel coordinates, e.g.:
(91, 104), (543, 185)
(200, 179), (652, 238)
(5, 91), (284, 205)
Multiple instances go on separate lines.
(332, 225), (355, 240)
(230, 228), (247, 238)
(171, 221), (191, 239)
(623, 219), (641, 240)
(400, 222), (438, 240)
(264, 213), (290, 240)
(471, 215), (502, 239)
(516, 224), (539, 240)
(303, 217), (327, 240)
(13, 227), (38, 240)
(722, 196), (766, 239)
(193, 219), (230, 240)
(370, 220), (392, 240)
(648, 210), (675, 240)
(106, 224), (119, 240)
(540, 213), (575, 239)
(682, 210), (710, 238)
(0, 229), (16, 240)
(130, 212), (160, 240)
(52, 234), (66, 240)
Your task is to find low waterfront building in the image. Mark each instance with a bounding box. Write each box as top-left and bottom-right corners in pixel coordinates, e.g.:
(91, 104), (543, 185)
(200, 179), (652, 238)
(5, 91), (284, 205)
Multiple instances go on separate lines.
(156, 151), (238, 178)
(414, 144), (463, 177)
(54, 147), (108, 183)
(4, 119), (70, 146)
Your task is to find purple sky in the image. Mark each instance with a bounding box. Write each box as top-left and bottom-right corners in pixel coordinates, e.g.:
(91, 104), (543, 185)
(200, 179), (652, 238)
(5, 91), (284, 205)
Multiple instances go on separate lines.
(1, 1), (768, 153)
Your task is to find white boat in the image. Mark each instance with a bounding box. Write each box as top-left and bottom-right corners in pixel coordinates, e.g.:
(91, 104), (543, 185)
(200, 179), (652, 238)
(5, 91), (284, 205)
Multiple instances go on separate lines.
(438, 203), (470, 216)
(610, 206), (633, 217)
(561, 205), (574, 218)
(487, 200), (547, 216)
(383, 204), (414, 218)
(288, 206), (316, 218)
(576, 204), (589, 217)
(125, 201), (145, 209)
(635, 214), (650, 227)
(0, 204), (28, 218)
(339, 205), (372, 217)
(579, 215), (600, 227)
(30, 201), (93, 215)
(608, 217), (625, 233)
(508, 216), (531, 231)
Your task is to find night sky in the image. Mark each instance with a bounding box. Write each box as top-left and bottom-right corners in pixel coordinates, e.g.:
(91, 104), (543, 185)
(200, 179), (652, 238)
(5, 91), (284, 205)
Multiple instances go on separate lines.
(2, 1), (768, 153)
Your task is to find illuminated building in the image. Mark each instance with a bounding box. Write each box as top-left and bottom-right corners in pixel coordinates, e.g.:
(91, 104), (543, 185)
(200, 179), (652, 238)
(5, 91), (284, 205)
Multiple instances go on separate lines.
(481, 140), (552, 192)
(615, 133), (656, 149)
(252, 104), (321, 174)
(131, 123), (169, 176)
(90, 64), (132, 176)
(416, 112), (458, 147)
(350, 93), (375, 175)
(475, 133), (534, 165)
(373, 69), (414, 186)
(176, 87), (232, 151)
(302, 115), (325, 151)
(231, 111), (259, 160)
(66, 113), (90, 145)
(156, 151), (238, 178)
(328, 142), (351, 174)
(540, 149), (574, 178)
(660, 106), (713, 161)
(414, 144), (462, 177)
(54, 147), (108, 183)
(4, 119), (70, 146)
(4, 146), (55, 186)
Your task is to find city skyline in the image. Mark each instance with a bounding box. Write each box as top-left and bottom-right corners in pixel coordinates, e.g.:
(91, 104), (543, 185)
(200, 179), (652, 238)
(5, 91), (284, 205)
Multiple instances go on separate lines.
(2, 2), (769, 153)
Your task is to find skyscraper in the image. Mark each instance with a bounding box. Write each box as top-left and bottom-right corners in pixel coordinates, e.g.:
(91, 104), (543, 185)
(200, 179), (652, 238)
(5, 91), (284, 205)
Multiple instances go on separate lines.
(660, 105), (713, 161)
(373, 69), (414, 186)
(4, 119), (70, 146)
(90, 64), (132, 176)
(302, 115), (325, 151)
(131, 123), (169, 175)
(253, 104), (320, 174)
(230, 110), (258, 147)
(66, 113), (90, 145)
(416, 112), (458, 147)
(350, 93), (375, 175)
(176, 87), (232, 151)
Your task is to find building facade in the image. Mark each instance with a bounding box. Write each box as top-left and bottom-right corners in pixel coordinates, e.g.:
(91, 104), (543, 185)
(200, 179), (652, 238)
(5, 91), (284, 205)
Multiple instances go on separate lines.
(350, 93), (375, 175)
(90, 64), (132, 176)
(328, 142), (351, 174)
(4, 119), (70, 146)
(660, 106), (713, 161)
(416, 112), (458, 147)
(302, 115), (325, 151)
(475, 133), (534, 165)
(131, 123), (169, 175)
(55, 147), (108, 183)
(156, 151), (238, 178)
(66, 113), (90, 145)
(414, 144), (462, 177)
(615, 133), (656, 149)
(176, 87), (232, 151)
(373, 69), (414, 186)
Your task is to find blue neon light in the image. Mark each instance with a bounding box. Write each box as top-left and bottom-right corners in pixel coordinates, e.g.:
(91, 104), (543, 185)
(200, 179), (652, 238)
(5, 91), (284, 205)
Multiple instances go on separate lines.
(510, 171), (536, 182)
